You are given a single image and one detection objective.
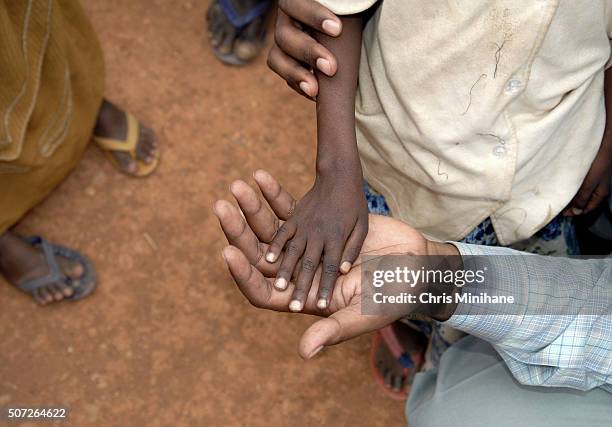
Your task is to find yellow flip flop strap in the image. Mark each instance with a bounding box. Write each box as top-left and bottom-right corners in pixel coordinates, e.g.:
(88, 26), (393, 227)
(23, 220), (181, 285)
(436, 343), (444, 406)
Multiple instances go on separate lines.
(93, 112), (139, 155)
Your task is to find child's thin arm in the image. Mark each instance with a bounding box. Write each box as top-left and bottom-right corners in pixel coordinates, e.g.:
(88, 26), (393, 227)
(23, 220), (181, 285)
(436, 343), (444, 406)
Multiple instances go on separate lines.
(314, 15), (363, 175)
(265, 15), (367, 312)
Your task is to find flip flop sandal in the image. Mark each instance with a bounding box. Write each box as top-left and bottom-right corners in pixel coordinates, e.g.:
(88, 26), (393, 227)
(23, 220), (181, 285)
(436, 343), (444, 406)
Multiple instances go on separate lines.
(17, 236), (96, 302)
(212, 0), (272, 66)
(93, 111), (160, 178)
(370, 325), (425, 401)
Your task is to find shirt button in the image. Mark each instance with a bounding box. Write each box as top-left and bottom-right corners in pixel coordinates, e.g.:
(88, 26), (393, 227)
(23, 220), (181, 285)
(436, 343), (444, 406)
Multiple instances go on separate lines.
(505, 78), (522, 93)
(493, 145), (507, 157)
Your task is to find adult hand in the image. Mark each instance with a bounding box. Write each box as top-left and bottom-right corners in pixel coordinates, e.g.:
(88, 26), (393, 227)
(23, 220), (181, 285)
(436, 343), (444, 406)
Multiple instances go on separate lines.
(214, 170), (457, 359)
(267, 0), (342, 99)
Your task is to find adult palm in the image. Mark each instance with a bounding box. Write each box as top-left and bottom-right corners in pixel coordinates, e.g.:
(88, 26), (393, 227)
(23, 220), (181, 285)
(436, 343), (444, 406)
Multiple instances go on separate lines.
(214, 170), (440, 359)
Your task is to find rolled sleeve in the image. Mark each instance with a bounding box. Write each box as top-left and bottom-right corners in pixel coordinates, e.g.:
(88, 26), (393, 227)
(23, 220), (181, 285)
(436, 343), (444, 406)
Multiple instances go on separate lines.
(314, 0), (378, 15)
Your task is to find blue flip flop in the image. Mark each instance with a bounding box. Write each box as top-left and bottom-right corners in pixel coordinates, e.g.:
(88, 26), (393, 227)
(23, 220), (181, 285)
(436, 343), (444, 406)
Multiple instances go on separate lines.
(17, 236), (96, 303)
(211, 0), (272, 66)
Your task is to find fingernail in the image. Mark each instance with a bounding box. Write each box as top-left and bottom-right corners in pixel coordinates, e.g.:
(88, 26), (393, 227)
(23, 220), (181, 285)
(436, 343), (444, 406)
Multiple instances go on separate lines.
(309, 345), (324, 358)
(299, 81), (312, 96)
(275, 278), (287, 291)
(289, 300), (303, 312)
(322, 19), (341, 36)
(340, 261), (351, 274)
(266, 252), (276, 263)
(572, 207), (584, 215)
(316, 298), (327, 310)
(316, 58), (332, 76)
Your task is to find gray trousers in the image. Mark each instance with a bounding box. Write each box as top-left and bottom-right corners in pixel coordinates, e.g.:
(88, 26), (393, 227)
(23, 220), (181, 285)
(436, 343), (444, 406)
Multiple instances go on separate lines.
(406, 336), (612, 427)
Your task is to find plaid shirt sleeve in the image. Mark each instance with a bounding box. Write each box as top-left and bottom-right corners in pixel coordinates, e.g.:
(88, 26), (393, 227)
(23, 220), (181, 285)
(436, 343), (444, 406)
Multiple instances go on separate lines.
(445, 242), (612, 393)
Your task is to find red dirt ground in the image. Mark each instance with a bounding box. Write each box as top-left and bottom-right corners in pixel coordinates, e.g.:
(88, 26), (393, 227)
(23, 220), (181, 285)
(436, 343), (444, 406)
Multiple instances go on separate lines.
(0, 1), (406, 426)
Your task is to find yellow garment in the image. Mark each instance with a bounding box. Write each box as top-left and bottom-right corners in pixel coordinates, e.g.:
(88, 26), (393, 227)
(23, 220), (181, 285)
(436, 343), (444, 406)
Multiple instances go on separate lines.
(0, 0), (104, 233)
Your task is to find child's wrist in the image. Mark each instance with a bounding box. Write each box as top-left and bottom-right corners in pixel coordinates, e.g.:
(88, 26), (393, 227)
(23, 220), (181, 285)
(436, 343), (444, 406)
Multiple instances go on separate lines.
(316, 147), (361, 176)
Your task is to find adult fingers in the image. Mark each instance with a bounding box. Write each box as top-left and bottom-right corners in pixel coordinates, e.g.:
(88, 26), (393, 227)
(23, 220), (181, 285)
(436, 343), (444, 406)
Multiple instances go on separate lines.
(253, 169), (297, 221)
(298, 307), (394, 359)
(230, 179), (279, 243)
(274, 11), (337, 77)
(278, 0), (342, 37)
(290, 239), (324, 312)
(340, 222), (368, 273)
(267, 44), (319, 99)
(213, 200), (279, 276)
(223, 246), (293, 311)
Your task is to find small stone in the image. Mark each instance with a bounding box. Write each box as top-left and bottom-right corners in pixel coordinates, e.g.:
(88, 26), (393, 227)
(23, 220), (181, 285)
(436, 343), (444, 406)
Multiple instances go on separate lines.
(67, 346), (74, 353)
(85, 186), (96, 196)
(85, 404), (99, 422)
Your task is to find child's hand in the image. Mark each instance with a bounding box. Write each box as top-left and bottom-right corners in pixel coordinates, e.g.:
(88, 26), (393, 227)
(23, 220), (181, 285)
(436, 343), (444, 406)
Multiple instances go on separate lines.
(265, 171), (368, 312)
(564, 138), (611, 216)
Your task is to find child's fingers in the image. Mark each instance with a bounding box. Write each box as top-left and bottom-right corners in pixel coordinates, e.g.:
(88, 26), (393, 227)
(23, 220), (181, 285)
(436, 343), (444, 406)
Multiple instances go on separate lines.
(290, 240), (324, 312)
(568, 172), (600, 215)
(583, 180), (611, 214)
(253, 169), (297, 221)
(568, 192), (592, 216)
(316, 244), (343, 310)
(278, 0), (342, 37)
(273, 12), (337, 77)
(266, 218), (297, 263)
(214, 200), (279, 276)
(267, 44), (318, 99)
(230, 179), (278, 243)
(274, 236), (305, 292)
(339, 223), (368, 273)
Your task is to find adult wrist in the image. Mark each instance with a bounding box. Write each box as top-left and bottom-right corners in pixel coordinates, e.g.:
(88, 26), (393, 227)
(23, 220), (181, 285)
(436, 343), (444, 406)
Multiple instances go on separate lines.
(421, 241), (462, 321)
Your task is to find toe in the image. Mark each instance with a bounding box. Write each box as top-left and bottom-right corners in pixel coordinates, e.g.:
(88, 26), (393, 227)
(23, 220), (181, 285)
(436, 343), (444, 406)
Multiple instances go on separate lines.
(234, 18), (264, 62)
(392, 374), (403, 392)
(33, 289), (47, 305)
(384, 370), (393, 388)
(111, 151), (137, 174)
(234, 39), (259, 62)
(218, 29), (237, 55)
(50, 284), (65, 301)
(38, 287), (53, 304)
(59, 282), (74, 297)
(135, 125), (159, 164)
(59, 258), (84, 280)
(209, 20), (225, 47)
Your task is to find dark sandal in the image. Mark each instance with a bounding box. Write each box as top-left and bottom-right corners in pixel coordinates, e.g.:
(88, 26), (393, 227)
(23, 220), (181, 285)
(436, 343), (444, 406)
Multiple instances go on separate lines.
(210, 0), (271, 66)
(370, 325), (425, 401)
(17, 236), (96, 302)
